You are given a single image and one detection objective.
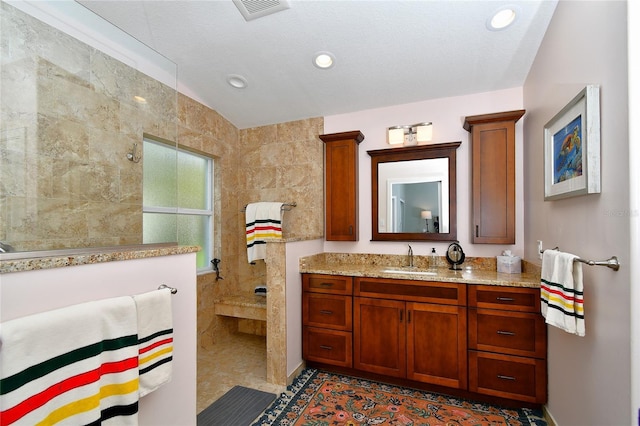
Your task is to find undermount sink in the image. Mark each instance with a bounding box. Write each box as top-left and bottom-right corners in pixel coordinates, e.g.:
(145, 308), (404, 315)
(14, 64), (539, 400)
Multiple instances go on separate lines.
(381, 268), (438, 276)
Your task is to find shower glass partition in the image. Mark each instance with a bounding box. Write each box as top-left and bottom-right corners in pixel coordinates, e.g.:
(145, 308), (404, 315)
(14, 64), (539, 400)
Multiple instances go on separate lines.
(0, 1), (179, 255)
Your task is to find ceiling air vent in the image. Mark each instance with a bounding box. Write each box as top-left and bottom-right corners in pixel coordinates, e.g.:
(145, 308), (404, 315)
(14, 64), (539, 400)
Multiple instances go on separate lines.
(233, 0), (291, 21)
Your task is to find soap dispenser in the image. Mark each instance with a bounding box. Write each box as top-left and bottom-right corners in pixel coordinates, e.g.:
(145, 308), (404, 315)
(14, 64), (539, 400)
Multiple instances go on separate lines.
(429, 247), (437, 269)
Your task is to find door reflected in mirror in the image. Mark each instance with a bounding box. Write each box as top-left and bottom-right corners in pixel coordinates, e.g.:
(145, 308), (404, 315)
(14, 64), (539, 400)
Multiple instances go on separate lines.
(369, 142), (461, 242)
(380, 158), (448, 234)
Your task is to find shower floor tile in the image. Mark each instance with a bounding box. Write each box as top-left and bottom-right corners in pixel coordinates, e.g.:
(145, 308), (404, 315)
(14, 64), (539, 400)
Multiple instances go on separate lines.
(197, 332), (286, 414)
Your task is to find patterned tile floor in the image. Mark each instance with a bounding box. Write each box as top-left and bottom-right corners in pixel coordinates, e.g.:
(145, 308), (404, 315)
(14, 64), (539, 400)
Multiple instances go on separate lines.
(197, 332), (286, 414)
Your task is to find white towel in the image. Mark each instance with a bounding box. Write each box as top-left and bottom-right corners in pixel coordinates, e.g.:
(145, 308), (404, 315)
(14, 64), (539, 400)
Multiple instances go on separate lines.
(132, 288), (173, 397)
(540, 249), (585, 336)
(245, 202), (284, 263)
(0, 297), (139, 425)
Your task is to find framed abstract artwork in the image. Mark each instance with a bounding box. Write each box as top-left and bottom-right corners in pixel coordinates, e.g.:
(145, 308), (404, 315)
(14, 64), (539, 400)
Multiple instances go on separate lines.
(544, 85), (601, 201)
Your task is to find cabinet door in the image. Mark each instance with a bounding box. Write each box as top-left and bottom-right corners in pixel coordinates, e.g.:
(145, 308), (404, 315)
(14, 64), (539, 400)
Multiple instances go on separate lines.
(303, 293), (352, 331)
(321, 132), (363, 241)
(472, 121), (516, 244)
(469, 351), (547, 403)
(468, 308), (546, 358)
(407, 302), (467, 389)
(354, 297), (406, 378)
(303, 326), (352, 368)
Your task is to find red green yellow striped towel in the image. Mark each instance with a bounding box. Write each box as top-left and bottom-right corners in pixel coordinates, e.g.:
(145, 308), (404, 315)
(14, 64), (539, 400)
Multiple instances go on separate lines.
(0, 297), (139, 425)
(540, 249), (585, 336)
(133, 288), (173, 397)
(245, 202), (284, 263)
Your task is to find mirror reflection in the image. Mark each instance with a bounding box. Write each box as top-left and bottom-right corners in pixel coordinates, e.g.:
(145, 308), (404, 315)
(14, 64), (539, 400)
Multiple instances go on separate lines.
(378, 158), (449, 234)
(369, 142), (460, 242)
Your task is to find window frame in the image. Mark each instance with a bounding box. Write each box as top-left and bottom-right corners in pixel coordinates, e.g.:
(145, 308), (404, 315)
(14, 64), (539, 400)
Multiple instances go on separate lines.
(142, 137), (214, 274)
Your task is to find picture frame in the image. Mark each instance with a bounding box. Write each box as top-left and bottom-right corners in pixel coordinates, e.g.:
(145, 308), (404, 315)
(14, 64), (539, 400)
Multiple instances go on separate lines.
(544, 85), (601, 201)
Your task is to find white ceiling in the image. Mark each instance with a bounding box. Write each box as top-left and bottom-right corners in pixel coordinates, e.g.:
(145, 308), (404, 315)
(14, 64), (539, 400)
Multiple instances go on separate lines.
(78, 0), (558, 130)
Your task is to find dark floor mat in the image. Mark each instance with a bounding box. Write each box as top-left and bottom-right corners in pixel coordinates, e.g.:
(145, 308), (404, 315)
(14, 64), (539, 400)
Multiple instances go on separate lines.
(197, 385), (276, 426)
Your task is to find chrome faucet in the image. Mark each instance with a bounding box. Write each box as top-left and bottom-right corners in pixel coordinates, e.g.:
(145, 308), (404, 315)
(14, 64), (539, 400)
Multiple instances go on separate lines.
(407, 244), (414, 268)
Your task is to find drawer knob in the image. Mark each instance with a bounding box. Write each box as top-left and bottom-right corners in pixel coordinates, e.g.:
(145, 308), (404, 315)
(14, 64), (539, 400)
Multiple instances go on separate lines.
(497, 374), (516, 381)
(319, 345), (333, 351)
(319, 310), (334, 315)
(496, 297), (515, 302)
(496, 330), (516, 336)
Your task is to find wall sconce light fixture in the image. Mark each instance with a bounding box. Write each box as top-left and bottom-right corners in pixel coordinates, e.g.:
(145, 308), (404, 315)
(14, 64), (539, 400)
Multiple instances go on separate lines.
(421, 210), (432, 232)
(387, 122), (433, 146)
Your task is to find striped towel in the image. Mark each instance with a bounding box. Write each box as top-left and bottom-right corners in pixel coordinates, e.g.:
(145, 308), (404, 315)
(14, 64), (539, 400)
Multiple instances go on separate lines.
(246, 202), (284, 263)
(540, 249), (585, 336)
(132, 289), (173, 397)
(0, 297), (139, 425)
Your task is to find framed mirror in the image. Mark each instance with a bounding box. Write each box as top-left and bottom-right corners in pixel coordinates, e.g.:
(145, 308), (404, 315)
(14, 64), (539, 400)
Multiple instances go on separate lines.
(368, 142), (461, 241)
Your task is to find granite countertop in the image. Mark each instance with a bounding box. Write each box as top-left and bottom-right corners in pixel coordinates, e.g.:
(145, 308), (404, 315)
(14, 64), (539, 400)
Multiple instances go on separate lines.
(0, 244), (200, 274)
(299, 252), (541, 288)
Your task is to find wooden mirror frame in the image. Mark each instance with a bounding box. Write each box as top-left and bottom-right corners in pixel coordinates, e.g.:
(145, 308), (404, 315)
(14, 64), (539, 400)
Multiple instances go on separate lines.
(368, 141), (461, 241)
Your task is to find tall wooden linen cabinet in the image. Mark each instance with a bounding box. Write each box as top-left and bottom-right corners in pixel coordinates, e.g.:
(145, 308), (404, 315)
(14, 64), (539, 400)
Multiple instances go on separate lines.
(319, 131), (364, 241)
(464, 110), (525, 244)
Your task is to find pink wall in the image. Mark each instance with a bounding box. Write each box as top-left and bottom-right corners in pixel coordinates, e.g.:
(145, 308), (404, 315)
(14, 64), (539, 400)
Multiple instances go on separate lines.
(324, 88), (524, 259)
(1, 253), (197, 426)
(630, 1), (640, 420)
(523, 2), (630, 424)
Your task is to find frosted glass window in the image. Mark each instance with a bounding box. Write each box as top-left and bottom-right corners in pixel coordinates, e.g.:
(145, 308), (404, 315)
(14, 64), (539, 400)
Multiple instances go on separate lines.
(143, 141), (177, 207)
(178, 214), (209, 269)
(143, 138), (213, 272)
(143, 213), (177, 244)
(178, 149), (210, 210)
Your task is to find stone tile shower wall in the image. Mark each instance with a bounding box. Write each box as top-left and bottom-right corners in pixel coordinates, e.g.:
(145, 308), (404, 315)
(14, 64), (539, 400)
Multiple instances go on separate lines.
(1, 3), (326, 358)
(0, 2), (176, 251)
(234, 119), (325, 299)
(177, 94), (241, 348)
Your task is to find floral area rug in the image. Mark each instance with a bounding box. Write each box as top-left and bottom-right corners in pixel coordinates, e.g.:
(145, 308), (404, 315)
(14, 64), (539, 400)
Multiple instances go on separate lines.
(252, 368), (547, 426)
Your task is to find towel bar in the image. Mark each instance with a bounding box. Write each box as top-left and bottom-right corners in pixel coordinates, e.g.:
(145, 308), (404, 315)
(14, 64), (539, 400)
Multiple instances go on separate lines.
(158, 284), (178, 294)
(241, 201), (297, 212)
(540, 247), (620, 271)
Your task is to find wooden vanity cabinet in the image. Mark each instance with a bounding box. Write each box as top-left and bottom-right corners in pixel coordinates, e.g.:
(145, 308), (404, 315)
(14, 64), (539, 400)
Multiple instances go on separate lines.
(464, 110), (525, 244)
(319, 131), (364, 241)
(468, 285), (547, 403)
(354, 277), (467, 389)
(302, 274), (353, 367)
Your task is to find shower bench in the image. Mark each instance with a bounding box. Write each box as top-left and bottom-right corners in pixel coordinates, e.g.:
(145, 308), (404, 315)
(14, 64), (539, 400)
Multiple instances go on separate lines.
(214, 294), (266, 321)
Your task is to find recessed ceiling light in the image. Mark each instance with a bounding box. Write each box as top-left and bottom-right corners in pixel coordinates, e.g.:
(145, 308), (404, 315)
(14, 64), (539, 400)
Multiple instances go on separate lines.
(133, 95), (147, 104)
(313, 51), (335, 69)
(227, 74), (248, 89)
(488, 7), (517, 30)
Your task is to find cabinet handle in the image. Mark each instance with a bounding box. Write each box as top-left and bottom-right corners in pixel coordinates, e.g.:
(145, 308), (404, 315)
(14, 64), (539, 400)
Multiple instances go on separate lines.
(349, 225), (353, 235)
(319, 310), (333, 315)
(496, 297), (515, 302)
(399, 310), (403, 322)
(407, 310), (411, 323)
(319, 282), (333, 288)
(497, 330), (516, 336)
(497, 375), (516, 381)
(476, 225), (479, 238)
(319, 345), (333, 351)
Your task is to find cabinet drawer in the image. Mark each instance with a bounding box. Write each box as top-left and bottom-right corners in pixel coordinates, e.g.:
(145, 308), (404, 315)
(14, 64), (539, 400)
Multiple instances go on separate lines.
(468, 285), (540, 312)
(355, 277), (466, 306)
(303, 293), (352, 331)
(303, 274), (353, 295)
(469, 309), (546, 358)
(469, 351), (546, 404)
(303, 327), (352, 368)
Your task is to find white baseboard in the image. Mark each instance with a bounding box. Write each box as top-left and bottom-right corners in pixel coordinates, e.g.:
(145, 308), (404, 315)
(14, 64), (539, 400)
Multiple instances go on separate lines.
(543, 405), (558, 426)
